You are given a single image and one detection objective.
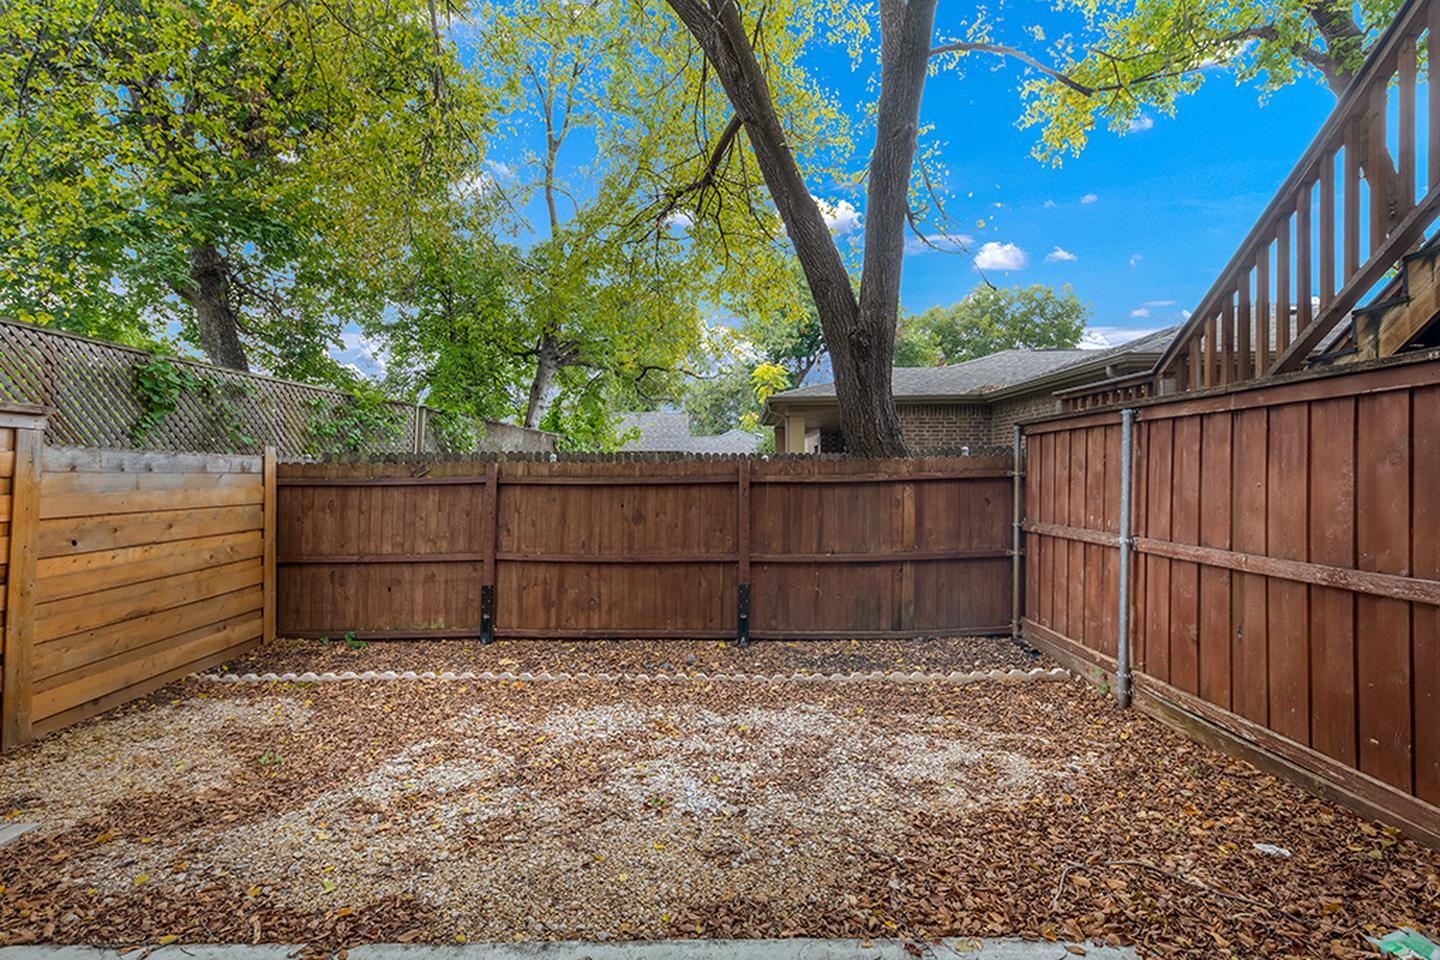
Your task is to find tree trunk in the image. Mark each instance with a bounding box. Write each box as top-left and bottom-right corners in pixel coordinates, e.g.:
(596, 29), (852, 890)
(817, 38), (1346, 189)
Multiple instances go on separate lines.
(524, 335), (561, 429)
(662, 0), (914, 456)
(1306, 4), (1402, 228)
(180, 244), (249, 371)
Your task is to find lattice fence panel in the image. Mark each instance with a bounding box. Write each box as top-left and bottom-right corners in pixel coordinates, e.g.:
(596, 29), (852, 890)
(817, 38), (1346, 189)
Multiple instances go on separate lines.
(0, 319), (426, 456)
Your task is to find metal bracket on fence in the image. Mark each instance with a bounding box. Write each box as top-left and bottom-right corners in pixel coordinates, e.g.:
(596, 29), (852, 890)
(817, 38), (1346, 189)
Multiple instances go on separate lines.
(480, 584), (495, 645)
(736, 584), (751, 646)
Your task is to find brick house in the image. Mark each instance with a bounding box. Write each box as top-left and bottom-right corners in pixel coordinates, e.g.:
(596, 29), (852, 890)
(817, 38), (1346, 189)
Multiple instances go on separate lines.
(761, 327), (1176, 453)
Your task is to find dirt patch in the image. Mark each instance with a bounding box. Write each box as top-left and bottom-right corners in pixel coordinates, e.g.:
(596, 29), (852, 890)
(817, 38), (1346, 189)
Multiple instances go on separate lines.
(0, 674), (1435, 959)
(228, 635), (1046, 678)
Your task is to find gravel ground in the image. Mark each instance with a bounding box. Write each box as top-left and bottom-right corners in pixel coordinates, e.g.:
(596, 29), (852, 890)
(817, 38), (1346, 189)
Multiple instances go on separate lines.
(0, 672), (1436, 959)
(228, 636), (1046, 678)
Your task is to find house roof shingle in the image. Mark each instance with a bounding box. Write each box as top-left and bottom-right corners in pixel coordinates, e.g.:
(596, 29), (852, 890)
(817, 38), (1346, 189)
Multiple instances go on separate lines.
(616, 411), (761, 454)
(771, 327), (1179, 402)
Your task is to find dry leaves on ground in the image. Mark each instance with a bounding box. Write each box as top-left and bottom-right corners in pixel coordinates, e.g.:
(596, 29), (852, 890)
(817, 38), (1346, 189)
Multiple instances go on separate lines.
(0, 641), (1433, 959)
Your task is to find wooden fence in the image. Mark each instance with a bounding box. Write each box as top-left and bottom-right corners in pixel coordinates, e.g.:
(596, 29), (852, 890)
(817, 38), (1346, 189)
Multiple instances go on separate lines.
(275, 455), (1014, 641)
(0, 402), (275, 747)
(1022, 352), (1440, 846)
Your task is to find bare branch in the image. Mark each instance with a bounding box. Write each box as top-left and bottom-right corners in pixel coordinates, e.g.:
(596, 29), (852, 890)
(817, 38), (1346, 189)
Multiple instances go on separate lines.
(929, 41), (1098, 95)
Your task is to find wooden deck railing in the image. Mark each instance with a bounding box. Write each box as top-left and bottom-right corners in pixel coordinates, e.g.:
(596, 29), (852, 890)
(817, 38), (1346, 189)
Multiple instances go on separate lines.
(1062, 0), (1440, 412)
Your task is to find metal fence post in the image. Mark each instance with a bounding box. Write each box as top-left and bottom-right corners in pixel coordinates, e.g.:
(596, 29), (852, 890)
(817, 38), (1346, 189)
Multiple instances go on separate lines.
(1011, 424), (1024, 640)
(1116, 409), (1136, 708)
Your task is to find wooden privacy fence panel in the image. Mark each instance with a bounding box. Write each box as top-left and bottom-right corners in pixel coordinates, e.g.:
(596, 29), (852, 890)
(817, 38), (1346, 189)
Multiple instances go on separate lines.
(276, 455), (1014, 641)
(1022, 354), (1440, 846)
(0, 417), (279, 748)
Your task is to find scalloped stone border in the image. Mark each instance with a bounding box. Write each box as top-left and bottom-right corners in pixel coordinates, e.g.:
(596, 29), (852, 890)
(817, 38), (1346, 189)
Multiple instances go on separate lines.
(194, 666), (1073, 685)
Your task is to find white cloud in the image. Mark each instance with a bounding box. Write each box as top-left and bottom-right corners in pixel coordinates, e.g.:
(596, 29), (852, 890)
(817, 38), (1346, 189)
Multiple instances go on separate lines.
(974, 241), (1028, 271)
(1180, 308), (1193, 319)
(1086, 325), (1163, 347)
(1128, 115), (1155, 132)
(1129, 253), (1144, 267)
(333, 330), (389, 377)
(665, 211), (695, 230)
(450, 171), (495, 201)
(812, 196), (862, 234)
(1045, 246), (1078, 263)
(1080, 193), (1098, 205)
(1043, 199), (1057, 209)
(904, 232), (974, 255)
(487, 159), (515, 180)
(1142, 299), (1176, 307)
(1130, 307), (1151, 318)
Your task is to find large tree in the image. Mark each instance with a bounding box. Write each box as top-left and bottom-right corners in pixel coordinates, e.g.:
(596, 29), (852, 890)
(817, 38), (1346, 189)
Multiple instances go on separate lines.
(653, 0), (1407, 455)
(897, 284), (1089, 367)
(1, 0), (487, 375)
(464, 0), (826, 430)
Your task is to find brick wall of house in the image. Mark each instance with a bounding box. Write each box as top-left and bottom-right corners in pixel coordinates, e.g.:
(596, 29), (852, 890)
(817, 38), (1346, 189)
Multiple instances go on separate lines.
(897, 402), (993, 451)
(988, 392), (1064, 445)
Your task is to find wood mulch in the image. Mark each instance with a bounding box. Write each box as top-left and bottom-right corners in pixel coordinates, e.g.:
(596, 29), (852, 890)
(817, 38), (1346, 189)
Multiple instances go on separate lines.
(0, 664), (1435, 959)
(227, 635), (1047, 677)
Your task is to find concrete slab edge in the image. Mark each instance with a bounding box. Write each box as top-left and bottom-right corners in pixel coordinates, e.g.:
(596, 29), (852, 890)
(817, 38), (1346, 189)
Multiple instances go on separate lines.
(0, 937), (1139, 959)
(193, 667), (1074, 686)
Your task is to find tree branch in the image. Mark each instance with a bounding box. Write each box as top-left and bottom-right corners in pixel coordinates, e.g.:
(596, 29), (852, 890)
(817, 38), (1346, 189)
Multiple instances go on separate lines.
(930, 41), (1098, 95)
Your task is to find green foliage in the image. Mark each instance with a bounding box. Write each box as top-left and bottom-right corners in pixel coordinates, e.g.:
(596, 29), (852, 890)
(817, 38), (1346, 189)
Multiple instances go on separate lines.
(131, 356), (202, 445)
(198, 381), (258, 453)
(742, 363), (791, 431)
(538, 374), (640, 452)
(1, 0), (491, 375)
(355, 0), (840, 447)
(685, 364), (756, 437)
(130, 354), (256, 451)
(1011, 0), (1396, 162)
(896, 285), (1089, 367)
(306, 386), (406, 456)
(426, 410), (486, 455)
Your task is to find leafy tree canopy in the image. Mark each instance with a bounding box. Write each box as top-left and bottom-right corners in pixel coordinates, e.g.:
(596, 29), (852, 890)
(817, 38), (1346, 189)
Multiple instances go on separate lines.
(1, 0), (489, 380)
(896, 284), (1090, 368)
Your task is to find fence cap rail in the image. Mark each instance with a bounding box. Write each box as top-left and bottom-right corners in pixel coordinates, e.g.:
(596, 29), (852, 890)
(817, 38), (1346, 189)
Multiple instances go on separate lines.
(1021, 347), (1440, 432)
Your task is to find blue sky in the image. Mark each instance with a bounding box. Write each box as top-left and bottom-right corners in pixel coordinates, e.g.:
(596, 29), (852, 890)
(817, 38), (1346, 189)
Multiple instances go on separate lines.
(886, 56), (1336, 345)
(334, 3), (1343, 376)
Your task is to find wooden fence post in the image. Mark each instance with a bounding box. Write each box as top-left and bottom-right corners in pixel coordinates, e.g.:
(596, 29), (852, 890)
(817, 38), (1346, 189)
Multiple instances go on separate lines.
(262, 446), (277, 644)
(2, 419), (44, 749)
(736, 459), (751, 645)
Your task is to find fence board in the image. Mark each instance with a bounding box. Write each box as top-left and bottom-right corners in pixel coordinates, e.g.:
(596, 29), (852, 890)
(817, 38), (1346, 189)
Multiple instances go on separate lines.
(21, 444), (264, 740)
(277, 455), (1014, 640)
(1415, 385), (1440, 805)
(1022, 356), (1440, 846)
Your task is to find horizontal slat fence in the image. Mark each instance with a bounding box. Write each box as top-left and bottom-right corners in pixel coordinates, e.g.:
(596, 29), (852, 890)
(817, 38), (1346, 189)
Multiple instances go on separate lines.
(1023, 353), (1440, 846)
(276, 455), (1014, 640)
(1, 409), (278, 748)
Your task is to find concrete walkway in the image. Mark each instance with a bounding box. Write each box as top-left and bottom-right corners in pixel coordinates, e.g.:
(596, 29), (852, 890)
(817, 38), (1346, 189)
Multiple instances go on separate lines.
(0, 939), (1139, 959)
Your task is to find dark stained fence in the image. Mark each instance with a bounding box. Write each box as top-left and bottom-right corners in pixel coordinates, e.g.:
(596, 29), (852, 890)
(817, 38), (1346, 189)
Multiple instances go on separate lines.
(1022, 353), (1440, 846)
(276, 455), (1014, 641)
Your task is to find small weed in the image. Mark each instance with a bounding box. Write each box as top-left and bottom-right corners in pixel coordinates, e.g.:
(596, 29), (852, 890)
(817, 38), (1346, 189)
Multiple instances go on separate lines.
(344, 631), (367, 651)
(257, 750), (283, 767)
